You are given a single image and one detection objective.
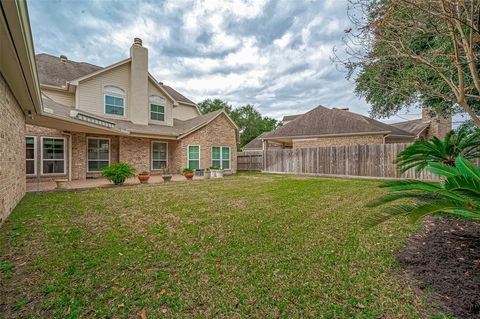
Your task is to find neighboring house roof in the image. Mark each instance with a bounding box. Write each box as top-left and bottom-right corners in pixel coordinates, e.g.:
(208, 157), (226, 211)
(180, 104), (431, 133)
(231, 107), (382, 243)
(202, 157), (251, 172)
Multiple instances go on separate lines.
(391, 119), (430, 137)
(282, 114), (303, 122)
(41, 94), (236, 139)
(265, 106), (414, 140)
(35, 53), (195, 105)
(243, 132), (270, 150)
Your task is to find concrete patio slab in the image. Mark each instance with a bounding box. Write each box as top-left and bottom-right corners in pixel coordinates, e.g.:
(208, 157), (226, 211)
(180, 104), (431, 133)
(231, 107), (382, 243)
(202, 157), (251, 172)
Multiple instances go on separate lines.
(26, 174), (205, 192)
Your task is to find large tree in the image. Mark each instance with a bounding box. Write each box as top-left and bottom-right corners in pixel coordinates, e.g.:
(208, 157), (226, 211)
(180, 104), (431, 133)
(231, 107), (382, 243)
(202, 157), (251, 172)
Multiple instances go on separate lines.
(337, 0), (480, 127)
(197, 99), (278, 148)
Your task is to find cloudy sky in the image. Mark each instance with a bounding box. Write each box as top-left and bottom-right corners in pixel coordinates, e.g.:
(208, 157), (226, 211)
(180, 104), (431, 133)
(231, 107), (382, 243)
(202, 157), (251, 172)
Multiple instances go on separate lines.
(29, 0), (422, 122)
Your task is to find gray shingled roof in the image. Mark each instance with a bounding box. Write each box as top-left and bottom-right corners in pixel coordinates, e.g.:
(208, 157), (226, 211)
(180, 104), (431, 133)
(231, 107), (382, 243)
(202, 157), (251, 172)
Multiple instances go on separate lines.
(36, 53), (195, 105)
(282, 114), (303, 122)
(161, 84), (196, 105)
(41, 94), (226, 138)
(265, 106), (414, 139)
(391, 119), (430, 136)
(243, 132), (269, 150)
(36, 54), (102, 87)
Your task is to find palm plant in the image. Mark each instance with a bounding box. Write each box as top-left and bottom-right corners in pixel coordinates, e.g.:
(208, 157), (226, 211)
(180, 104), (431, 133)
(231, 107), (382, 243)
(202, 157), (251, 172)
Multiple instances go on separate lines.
(369, 157), (480, 224)
(396, 127), (480, 173)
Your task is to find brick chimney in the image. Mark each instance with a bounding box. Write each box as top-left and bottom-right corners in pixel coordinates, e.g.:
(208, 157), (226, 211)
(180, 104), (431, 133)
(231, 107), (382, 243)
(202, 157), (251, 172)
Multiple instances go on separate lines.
(422, 108), (452, 140)
(129, 37), (148, 125)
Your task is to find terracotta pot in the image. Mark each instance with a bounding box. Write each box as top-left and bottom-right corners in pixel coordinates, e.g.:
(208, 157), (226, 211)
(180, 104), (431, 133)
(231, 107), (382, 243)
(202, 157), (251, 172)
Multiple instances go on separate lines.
(184, 172), (194, 180)
(138, 174), (150, 184)
(162, 175), (172, 182)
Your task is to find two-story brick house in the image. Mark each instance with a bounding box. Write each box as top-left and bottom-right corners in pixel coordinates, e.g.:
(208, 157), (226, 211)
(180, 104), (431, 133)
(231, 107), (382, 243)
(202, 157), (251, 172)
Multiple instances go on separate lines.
(25, 38), (238, 181)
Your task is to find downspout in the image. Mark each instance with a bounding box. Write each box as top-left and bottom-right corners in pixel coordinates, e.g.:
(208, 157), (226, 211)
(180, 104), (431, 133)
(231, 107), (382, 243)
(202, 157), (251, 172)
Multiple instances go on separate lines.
(63, 132), (72, 181)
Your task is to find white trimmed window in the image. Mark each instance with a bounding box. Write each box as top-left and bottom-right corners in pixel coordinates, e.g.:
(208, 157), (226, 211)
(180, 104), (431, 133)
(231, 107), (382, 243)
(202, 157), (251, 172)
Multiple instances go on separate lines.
(104, 85), (125, 116)
(187, 145), (200, 169)
(150, 95), (166, 121)
(41, 137), (65, 174)
(211, 146), (230, 169)
(87, 138), (110, 172)
(26, 136), (36, 175)
(151, 142), (167, 170)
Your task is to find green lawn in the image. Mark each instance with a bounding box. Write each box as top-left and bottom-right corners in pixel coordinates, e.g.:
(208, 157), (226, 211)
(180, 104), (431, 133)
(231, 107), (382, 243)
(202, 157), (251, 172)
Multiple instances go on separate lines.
(1, 173), (430, 318)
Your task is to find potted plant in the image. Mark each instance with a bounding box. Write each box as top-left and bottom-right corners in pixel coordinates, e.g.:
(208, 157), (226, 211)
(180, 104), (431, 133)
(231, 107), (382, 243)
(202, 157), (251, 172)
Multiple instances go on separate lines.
(162, 170), (173, 182)
(210, 166), (224, 178)
(183, 167), (194, 180)
(101, 162), (136, 185)
(137, 170), (150, 184)
(204, 167), (211, 179)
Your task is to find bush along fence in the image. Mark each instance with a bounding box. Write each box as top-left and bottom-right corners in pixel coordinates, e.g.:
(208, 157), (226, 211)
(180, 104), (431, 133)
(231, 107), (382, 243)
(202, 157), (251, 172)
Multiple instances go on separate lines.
(239, 143), (480, 180)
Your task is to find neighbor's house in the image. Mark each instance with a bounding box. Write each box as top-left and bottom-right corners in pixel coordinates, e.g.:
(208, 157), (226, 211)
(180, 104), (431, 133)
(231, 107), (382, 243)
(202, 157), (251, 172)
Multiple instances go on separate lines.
(26, 38), (239, 182)
(243, 106), (451, 150)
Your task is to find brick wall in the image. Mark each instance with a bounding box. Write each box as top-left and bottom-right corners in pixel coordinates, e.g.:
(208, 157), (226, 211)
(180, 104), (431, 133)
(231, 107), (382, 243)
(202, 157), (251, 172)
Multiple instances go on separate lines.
(119, 136), (150, 173)
(0, 73), (26, 224)
(71, 132), (86, 180)
(385, 136), (415, 144)
(292, 134), (385, 148)
(176, 113), (237, 173)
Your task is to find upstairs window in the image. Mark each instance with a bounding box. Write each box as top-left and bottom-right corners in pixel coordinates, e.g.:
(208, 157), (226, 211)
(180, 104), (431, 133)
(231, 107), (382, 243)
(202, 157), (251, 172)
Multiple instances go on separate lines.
(104, 85), (125, 116)
(150, 95), (166, 121)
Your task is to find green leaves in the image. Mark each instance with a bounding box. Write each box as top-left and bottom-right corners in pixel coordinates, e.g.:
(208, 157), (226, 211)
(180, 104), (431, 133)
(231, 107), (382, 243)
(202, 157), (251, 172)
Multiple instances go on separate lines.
(101, 162), (136, 185)
(369, 157), (480, 224)
(396, 127), (480, 174)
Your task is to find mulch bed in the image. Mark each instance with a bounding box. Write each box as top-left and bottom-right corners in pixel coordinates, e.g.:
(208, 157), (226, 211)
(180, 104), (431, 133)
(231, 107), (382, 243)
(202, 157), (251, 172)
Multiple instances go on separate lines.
(398, 217), (480, 319)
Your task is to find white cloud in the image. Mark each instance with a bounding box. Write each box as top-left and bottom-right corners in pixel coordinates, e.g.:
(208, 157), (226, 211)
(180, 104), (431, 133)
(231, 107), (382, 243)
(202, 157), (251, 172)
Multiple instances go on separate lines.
(29, 0), (383, 121)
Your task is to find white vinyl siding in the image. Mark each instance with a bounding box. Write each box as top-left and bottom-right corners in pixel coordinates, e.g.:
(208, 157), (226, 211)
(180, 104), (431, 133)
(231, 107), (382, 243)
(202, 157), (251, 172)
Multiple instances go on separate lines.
(148, 79), (174, 126)
(41, 137), (65, 175)
(187, 145), (200, 169)
(42, 90), (75, 106)
(87, 138), (110, 172)
(172, 104), (200, 121)
(151, 142), (167, 170)
(26, 136), (36, 176)
(76, 63), (130, 116)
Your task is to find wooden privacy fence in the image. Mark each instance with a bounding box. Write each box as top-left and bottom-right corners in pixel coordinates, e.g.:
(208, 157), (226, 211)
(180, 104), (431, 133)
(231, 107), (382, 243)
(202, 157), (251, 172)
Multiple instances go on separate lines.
(237, 150), (263, 171)
(263, 143), (441, 180)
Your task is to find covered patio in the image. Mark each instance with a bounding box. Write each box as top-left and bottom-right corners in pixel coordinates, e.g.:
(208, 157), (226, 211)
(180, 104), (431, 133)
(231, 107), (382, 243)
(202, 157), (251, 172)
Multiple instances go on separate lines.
(26, 174), (205, 192)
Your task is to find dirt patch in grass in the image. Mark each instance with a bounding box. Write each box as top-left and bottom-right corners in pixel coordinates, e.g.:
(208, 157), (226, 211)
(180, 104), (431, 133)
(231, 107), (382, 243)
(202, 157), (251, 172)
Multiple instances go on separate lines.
(398, 217), (480, 319)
